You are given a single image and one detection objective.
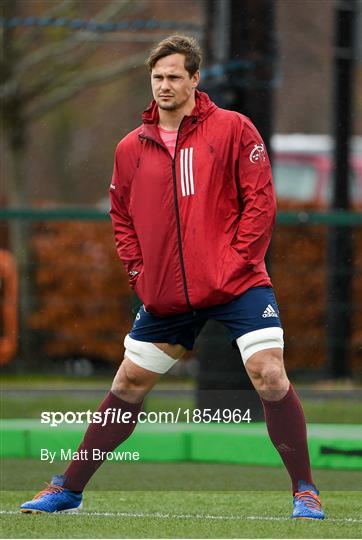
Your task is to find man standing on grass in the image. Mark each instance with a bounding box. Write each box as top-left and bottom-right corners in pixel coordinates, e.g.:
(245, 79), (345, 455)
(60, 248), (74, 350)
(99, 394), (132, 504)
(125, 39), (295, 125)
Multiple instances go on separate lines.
(21, 35), (324, 520)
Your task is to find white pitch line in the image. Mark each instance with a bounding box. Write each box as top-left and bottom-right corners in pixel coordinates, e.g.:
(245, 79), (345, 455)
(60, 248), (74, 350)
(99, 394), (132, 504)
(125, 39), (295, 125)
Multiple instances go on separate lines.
(1, 510), (362, 523)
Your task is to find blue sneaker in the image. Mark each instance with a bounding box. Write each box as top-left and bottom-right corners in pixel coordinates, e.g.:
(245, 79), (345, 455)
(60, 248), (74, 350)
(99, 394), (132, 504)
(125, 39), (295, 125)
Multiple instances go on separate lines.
(20, 475), (82, 514)
(292, 481), (325, 520)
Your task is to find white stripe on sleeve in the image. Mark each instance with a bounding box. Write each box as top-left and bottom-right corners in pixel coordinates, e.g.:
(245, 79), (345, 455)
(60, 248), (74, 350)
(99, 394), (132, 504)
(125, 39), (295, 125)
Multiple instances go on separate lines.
(184, 148), (190, 195)
(189, 147), (194, 195)
(180, 149), (186, 197)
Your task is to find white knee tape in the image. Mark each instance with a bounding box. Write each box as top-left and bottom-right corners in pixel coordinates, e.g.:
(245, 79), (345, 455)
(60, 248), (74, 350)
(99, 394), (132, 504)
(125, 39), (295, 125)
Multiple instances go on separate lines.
(124, 335), (178, 374)
(236, 327), (284, 365)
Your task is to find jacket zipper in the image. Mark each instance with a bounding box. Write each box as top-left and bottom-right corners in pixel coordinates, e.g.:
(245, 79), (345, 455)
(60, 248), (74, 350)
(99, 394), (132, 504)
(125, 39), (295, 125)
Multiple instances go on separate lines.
(140, 122), (193, 311)
(172, 120), (193, 311)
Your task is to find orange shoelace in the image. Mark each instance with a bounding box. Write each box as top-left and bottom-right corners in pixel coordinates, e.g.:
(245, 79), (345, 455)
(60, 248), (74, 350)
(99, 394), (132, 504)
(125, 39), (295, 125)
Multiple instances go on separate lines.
(295, 489), (322, 510)
(33, 483), (64, 500)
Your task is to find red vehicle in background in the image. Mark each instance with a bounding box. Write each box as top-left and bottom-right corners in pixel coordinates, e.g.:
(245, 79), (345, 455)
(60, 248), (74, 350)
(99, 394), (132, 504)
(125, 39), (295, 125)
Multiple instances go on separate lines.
(271, 134), (362, 208)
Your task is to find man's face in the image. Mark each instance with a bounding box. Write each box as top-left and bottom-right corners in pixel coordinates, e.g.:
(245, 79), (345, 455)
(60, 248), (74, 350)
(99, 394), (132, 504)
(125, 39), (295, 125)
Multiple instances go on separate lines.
(151, 53), (199, 111)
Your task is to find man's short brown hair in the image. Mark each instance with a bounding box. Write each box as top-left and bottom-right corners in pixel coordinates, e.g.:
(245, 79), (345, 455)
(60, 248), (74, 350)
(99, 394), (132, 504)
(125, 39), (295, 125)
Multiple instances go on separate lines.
(146, 35), (202, 77)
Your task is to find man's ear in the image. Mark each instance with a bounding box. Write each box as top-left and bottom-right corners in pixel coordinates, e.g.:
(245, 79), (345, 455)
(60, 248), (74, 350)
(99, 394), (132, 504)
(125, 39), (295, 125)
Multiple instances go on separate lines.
(192, 70), (200, 88)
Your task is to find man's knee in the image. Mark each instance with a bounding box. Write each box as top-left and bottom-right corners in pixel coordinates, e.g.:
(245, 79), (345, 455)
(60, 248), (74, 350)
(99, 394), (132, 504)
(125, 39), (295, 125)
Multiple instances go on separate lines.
(245, 348), (289, 399)
(236, 327), (288, 399)
(111, 356), (159, 402)
(246, 349), (285, 384)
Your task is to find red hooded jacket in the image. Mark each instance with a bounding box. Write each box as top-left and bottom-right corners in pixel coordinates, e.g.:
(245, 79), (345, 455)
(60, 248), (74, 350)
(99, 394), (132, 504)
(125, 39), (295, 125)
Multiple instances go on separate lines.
(110, 91), (275, 316)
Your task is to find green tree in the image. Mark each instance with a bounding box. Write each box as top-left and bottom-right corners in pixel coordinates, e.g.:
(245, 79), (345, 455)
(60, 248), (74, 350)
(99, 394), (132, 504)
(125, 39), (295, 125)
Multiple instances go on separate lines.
(0, 0), (148, 361)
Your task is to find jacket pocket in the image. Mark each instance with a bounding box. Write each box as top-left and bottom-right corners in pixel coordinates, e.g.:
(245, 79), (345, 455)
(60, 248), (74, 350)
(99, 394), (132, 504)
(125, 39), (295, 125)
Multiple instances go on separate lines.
(218, 246), (247, 290)
(133, 268), (145, 297)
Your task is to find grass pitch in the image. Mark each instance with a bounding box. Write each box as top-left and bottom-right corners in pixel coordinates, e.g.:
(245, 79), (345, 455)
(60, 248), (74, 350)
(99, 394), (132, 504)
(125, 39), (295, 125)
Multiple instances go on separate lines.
(1, 460), (361, 538)
(1, 490), (361, 538)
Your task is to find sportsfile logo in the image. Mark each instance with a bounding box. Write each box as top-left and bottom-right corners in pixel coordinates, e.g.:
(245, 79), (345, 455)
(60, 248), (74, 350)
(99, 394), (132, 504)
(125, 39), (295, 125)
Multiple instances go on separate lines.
(40, 407), (252, 427)
(41, 409), (134, 428)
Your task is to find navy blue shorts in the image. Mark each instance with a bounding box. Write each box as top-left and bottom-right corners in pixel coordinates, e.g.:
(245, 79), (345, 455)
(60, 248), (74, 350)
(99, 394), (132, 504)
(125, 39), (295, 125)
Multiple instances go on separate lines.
(129, 286), (282, 350)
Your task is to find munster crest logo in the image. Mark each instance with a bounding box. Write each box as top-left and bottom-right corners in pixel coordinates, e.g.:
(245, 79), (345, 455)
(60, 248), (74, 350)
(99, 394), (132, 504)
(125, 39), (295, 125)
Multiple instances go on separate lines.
(249, 143), (266, 164)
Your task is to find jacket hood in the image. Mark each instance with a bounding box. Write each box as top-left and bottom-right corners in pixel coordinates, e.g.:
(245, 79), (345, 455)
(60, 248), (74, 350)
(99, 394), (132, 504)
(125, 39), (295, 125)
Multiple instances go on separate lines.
(141, 90), (217, 126)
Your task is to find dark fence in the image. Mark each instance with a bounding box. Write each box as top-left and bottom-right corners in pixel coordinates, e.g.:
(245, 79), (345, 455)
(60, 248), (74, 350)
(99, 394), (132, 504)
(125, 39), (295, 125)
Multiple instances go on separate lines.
(1, 208), (361, 377)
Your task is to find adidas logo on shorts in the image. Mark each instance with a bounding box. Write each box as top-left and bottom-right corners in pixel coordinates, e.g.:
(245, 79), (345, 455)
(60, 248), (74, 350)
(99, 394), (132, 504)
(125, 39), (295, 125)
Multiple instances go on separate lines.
(262, 304), (278, 318)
